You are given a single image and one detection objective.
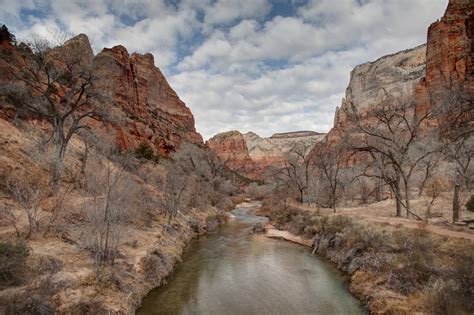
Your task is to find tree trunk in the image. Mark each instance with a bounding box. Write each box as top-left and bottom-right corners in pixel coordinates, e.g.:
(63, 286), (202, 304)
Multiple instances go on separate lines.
(375, 186), (381, 202)
(332, 191), (337, 213)
(405, 183), (411, 218)
(52, 142), (66, 194)
(418, 172), (429, 196)
(453, 184), (460, 223)
(395, 198), (402, 217)
(393, 181), (402, 217)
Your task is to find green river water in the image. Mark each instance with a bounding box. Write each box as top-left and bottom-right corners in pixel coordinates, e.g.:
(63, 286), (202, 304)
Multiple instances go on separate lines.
(137, 202), (365, 315)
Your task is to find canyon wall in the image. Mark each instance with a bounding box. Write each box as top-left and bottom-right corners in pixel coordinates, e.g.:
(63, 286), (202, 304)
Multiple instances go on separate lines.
(326, 0), (472, 154)
(244, 131), (325, 174)
(326, 45), (427, 148)
(207, 131), (257, 178)
(210, 0), (473, 174)
(418, 0), (473, 132)
(0, 33), (203, 156)
(207, 130), (325, 179)
(94, 43), (203, 155)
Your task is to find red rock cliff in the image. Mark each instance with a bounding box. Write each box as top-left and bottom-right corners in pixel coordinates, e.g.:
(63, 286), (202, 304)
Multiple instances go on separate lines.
(0, 32), (203, 155)
(325, 0), (473, 157)
(416, 0), (473, 132)
(208, 130), (325, 179)
(93, 44), (203, 154)
(207, 131), (257, 179)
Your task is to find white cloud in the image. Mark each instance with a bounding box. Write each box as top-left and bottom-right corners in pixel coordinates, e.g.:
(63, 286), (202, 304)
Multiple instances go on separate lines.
(0, 0), (449, 139)
(203, 0), (270, 27)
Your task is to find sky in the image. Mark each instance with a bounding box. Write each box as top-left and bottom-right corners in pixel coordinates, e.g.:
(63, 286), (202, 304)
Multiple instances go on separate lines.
(1, 0), (448, 139)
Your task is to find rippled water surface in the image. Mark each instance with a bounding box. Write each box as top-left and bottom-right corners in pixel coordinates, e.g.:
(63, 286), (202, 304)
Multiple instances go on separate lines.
(138, 203), (365, 315)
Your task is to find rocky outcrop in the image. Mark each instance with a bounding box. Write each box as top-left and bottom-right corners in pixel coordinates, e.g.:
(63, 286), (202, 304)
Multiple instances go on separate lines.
(244, 131), (325, 174)
(206, 131), (257, 178)
(417, 0), (473, 132)
(327, 45), (427, 149)
(0, 32), (203, 156)
(94, 45), (203, 155)
(327, 0), (473, 149)
(208, 130), (325, 179)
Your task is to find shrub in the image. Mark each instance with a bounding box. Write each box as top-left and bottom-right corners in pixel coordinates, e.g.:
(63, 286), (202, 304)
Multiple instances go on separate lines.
(466, 195), (474, 212)
(3, 294), (54, 315)
(32, 255), (62, 275)
(142, 250), (169, 282)
(388, 230), (435, 294)
(324, 215), (354, 234)
(0, 241), (29, 287)
(135, 142), (155, 161)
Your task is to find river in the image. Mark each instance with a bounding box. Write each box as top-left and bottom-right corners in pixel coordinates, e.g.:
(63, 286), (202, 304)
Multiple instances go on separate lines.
(137, 202), (365, 315)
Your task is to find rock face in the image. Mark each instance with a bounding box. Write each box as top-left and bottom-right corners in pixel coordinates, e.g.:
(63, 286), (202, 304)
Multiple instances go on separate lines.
(327, 45), (427, 147)
(244, 131), (325, 173)
(207, 131), (256, 178)
(417, 0), (473, 131)
(425, 0), (473, 99)
(0, 33), (203, 155)
(208, 130), (325, 179)
(94, 45), (203, 154)
(327, 0), (473, 150)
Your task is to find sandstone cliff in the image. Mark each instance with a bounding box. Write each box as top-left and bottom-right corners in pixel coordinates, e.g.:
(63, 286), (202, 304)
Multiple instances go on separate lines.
(418, 0), (473, 133)
(327, 45), (427, 148)
(0, 33), (203, 155)
(207, 131), (257, 178)
(209, 0), (472, 175)
(94, 44), (203, 154)
(244, 131), (325, 173)
(208, 130), (325, 179)
(328, 0), (473, 148)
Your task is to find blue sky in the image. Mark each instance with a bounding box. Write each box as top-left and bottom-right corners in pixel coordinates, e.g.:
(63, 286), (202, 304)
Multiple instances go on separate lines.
(1, 0), (448, 139)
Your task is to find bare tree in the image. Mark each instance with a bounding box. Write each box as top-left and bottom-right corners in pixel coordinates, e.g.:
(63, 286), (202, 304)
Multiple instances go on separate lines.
(430, 79), (473, 221)
(2, 32), (108, 192)
(277, 141), (314, 203)
(0, 206), (20, 238)
(162, 160), (190, 225)
(423, 176), (450, 218)
(431, 79), (474, 141)
(444, 136), (473, 191)
(6, 175), (44, 238)
(443, 136), (474, 222)
(344, 94), (440, 220)
(161, 143), (232, 224)
(83, 154), (134, 269)
(350, 175), (380, 205)
(311, 143), (344, 212)
(417, 149), (442, 196)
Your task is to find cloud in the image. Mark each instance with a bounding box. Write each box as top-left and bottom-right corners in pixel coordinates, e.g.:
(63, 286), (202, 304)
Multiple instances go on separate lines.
(1, 0), (449, 139)
(170, 48), (366, 138)
(203, 0), (271, 27)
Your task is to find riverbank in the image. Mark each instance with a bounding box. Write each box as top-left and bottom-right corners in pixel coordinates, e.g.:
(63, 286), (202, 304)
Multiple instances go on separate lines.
(138, 200), (364, 314)
(0, 207), (228, 314)
(262, 204), (474, 314)
(265, 225), (312, 247)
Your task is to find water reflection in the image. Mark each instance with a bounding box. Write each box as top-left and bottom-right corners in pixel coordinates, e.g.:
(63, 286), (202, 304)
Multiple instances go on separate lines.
(138, 203), (365, 315)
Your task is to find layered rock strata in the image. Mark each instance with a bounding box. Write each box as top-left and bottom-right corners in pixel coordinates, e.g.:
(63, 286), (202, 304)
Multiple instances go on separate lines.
(0, 33), (203, 156)
(207, 130), (325, 179)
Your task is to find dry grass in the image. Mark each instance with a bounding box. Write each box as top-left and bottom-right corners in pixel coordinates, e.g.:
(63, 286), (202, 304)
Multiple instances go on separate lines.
(289, 195), (474, 240)
(0, 118), (229, 313)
